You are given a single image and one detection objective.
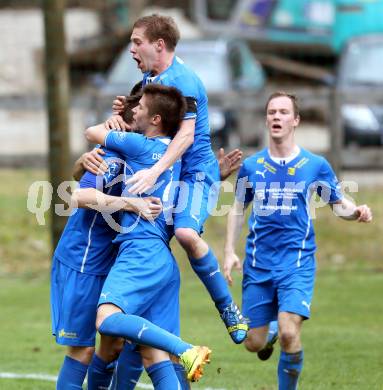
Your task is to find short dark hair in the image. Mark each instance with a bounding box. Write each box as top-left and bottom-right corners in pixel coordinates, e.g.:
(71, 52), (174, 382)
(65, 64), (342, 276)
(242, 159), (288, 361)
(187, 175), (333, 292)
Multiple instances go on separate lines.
(142, 84), (186, 138)
(265, 91), (299, 118)
(133, 14), (180, 51)
(122, 93), (142, 124)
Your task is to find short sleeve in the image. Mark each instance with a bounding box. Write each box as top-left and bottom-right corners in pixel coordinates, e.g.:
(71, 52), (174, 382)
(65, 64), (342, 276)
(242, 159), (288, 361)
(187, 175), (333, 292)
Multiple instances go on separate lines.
(105, 131), (146, 159)
(235, 161), (254, 204)
(315, 158), (343, 203)
(166, 75), (199, 121)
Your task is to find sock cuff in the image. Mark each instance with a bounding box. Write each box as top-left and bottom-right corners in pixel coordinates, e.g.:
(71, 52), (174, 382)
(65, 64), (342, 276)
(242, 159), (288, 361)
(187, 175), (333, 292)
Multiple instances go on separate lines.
(64, 355), (88, 371)
(146, 360), (173, 375)
(189, 248), (213, 264)
(280, 350), (304, 363)
(172, 362), (184, 372)
(98, 311), (124, 335)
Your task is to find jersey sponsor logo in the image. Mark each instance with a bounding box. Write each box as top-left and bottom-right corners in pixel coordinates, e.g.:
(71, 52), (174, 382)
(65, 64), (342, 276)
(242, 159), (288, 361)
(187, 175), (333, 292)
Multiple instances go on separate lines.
(294, 157), (309, 169)
(263, 162), (277, 174)
(58, 329), (78, 339)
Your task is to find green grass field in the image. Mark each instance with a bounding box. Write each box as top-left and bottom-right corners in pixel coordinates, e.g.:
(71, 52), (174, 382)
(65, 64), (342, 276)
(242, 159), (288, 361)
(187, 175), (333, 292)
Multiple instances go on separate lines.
(1, 169), (382, 389)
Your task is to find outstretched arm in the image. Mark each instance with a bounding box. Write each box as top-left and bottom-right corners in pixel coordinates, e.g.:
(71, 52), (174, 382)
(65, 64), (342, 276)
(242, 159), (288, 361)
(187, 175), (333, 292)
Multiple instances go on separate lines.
(72, 188), (162, 221)
(331, 197), (372, 222)
(224, 199), (249, 285)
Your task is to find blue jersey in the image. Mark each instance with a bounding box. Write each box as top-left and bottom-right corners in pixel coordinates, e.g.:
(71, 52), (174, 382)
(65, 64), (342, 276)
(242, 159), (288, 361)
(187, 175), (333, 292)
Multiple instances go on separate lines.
(54, 148), (124, 276)
(236, 148), (342, 270)
(104, 131), (181, 244)
(143, 56), (215, 173)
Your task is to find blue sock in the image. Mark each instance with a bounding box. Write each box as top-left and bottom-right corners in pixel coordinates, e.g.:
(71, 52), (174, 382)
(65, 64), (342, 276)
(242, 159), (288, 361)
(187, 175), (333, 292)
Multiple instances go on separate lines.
(56, 355), (88, 390)
(173, 362), (190, 390)
(110, 343), (144, 390)
(189, 249), (232, 311)
(146, 360), (180, 390)
(268, 320), (278, 342)
(87, 354), (114, 390)
(99, 312), (193, 357)
(278, 350), (304, 390)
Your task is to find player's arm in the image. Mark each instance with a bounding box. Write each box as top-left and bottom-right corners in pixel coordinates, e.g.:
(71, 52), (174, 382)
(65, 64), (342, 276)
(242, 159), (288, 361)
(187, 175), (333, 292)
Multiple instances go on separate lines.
(72, 188), (162, 221)
(330, 198), (372, 222)
(127, 118), (195, 194)
(85, 123), (109, 146)
(224, 198), (250, 285)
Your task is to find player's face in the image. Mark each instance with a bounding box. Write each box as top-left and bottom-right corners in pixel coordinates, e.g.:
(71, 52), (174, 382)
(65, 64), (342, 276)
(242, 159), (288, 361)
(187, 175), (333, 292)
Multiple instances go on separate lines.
(130, 27), (158, 73)
(132, 95), (152, 132)
(266, 96), (300, 141)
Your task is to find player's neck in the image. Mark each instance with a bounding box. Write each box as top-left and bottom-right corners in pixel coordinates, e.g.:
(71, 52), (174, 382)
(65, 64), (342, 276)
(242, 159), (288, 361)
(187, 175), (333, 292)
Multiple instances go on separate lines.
(145, 126), (166, 138)
(269, 139), (298, 158)
(151, 52), (175, 76)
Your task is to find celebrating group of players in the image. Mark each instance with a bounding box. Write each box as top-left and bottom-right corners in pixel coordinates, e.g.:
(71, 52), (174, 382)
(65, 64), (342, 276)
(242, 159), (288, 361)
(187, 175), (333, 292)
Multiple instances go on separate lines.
(51, 14), (372, 390)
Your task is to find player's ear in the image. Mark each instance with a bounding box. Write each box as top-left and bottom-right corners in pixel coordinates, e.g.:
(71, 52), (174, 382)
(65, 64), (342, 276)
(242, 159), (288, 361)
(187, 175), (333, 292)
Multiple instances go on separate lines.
(155, 39), (165, 52)
(294, 114), (300, 128)
(151, 114), (161, 126)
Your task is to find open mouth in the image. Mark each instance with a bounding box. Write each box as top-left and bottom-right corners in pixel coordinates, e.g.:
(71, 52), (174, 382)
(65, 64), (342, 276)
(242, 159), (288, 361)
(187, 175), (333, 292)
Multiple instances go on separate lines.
(272, 124), (282, 129)
(133, 57), (142, 68)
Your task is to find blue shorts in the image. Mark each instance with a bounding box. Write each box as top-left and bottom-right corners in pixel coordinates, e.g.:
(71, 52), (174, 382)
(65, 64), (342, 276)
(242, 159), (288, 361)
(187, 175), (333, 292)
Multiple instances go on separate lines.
(242, 257), (316, 329)
(99, 239), (180, 336)
(174, 158), (220, 233)
(50, 257), (106, 347)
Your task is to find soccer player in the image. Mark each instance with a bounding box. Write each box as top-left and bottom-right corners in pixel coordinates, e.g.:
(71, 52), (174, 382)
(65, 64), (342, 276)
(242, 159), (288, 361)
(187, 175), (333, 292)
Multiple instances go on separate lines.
(51, 99), (162, 389)
(112, 14), (248, 344)
(223, 91), (372, 390)
(83, 83), (212, 389)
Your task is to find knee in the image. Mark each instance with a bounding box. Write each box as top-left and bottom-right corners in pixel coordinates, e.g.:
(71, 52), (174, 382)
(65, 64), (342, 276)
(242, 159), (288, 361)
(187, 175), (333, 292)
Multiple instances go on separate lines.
(175, 228), (199, 253)
(68, 346), (95, 365)
(279, 328), (299, 350)
(244, 334), (266, 353)
(96, 307), (108, 331)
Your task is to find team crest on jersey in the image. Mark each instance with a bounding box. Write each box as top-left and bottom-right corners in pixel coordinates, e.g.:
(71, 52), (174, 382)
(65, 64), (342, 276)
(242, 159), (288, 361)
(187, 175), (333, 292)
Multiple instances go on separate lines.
(257, 157), (264, 164)
(115, 132), (127, 140)
(287, 167), (296, 176)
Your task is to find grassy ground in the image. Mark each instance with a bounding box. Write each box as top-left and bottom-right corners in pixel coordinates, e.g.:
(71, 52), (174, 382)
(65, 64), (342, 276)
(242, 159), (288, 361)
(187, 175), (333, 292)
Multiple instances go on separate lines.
(0, 169), (382, 389)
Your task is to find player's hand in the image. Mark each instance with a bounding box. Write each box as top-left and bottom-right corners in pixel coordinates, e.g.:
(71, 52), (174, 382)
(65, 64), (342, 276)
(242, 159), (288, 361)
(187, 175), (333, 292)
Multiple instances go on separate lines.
(81, 148), (108, 175)
(112, 95), (127, 115)
(223, 251), (242, 286)
(218, 148), (243, 181)
(355, 204), (372, 222)
(131, 196), (163, 221)
(126, 168), (160, 195)
(104, 115), (131, 131)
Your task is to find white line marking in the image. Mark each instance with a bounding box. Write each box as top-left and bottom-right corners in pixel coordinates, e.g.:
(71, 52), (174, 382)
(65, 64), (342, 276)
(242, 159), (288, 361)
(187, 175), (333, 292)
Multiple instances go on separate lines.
(0, 372), (227, 390)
